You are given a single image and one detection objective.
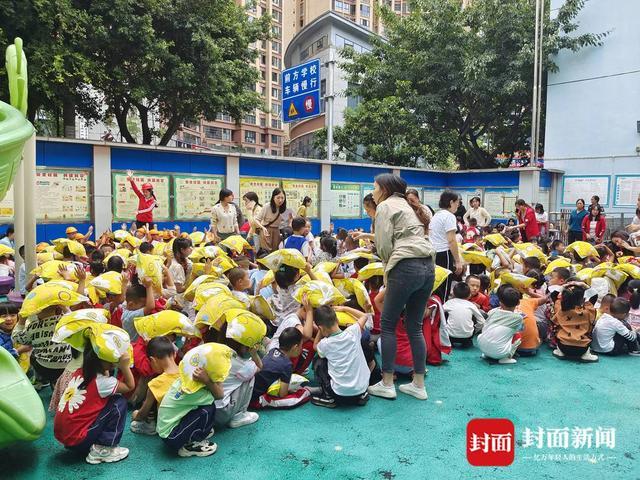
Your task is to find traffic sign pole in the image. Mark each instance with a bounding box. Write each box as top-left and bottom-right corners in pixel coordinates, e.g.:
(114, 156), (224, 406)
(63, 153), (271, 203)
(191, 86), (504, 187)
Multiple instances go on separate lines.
(326, 48), (335, 162)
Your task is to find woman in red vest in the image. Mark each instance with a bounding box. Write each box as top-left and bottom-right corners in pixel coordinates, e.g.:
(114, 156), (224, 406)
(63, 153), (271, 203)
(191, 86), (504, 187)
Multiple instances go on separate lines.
(126, 170), (157, 229)
(514, 199), (540, 242)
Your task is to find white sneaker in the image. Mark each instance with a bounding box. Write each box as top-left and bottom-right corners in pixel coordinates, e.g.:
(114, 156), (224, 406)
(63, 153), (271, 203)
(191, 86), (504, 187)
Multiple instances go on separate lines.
(367, 381), (397, 399)
(629, 351), (640, 357)
(130, 420), (157, 435)
(552, 348), (565, 358)
(498, 357), (517, 364)
(85, 445), (129, 464)
(228, 411), (259, 428)
(580, 349), (599, 362)
(178, 440), (218, 458)
(398, 382), (428, 400)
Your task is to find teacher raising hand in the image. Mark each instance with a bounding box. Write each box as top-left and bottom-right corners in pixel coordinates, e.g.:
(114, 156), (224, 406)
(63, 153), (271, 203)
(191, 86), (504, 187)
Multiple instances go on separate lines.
(361, 174), (435, 401)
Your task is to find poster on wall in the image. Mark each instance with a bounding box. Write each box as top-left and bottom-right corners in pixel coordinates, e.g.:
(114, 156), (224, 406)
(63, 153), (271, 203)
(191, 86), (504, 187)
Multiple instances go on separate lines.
(423, 189), (443, 210)
(484, 188), (519, 218)
(361, 184), (374, 201)
(614, 176), (640, 206)
(113, 172), (171, 222)
(331, 183), (361, 218)
(562, 176), (609, 206)
(282, 180), (320, 218)
(36, 169), (92, 222)
(538, 189), (551, 211)
(239, 177), (281, 216)
(0, 185), (14, 222)
(173, 175), (224, 220)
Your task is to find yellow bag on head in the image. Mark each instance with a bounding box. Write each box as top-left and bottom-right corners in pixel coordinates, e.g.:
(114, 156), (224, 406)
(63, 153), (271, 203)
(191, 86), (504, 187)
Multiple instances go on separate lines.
(88, 323), (132, 363)
(113, 229), (129, 241)
(296, 270), (332, 286)
(259, 248), (307, 271)
(219, 235), (252, 254)
(195, 293), (245, 330)
(90, 271), (124, 295)
(260, 270), (275, 290)
(31, 260), (77, 281)
(357, 262), (385, 281)
(0, 244), (14, 257)
(336, 310), (358, 327)
(333, 278), (372, 312)
(136, 253), (164, 295)
(189, 231), (206, 246)
(338, 251), (379, 264)
(183, 275), (223, 302)
(52, 309), (110, 349)
(65, 240), (86, 258)
(484, 233), (507, 248)
(249, 295), (275, 321)
(461, 249), (492, 268)
(37, 251), (62, 263)
(293, 280), (346, 308)
(152, 242), (168, 257)
(134, 310), (200, 341)
(192, 257), (236, 276)
(499, 272), (536, 292)
(179, 343), (234, 394)
(433, 266), (452, 293)
(123, 234), (141, 249)
(189, 245), (227, 262)
(103, 249), (132, 265)
(566, 241), (599, 259)
(514, 243), (547, 265)
(20, 283), (89, 317)
(576, 268), (594, 283)
(544, 257), (572, 275)
(194, 283), (233, 311)
(615, 263), (640, 280)
(313, 262), (339, 275)
(224, 309), (267, 348)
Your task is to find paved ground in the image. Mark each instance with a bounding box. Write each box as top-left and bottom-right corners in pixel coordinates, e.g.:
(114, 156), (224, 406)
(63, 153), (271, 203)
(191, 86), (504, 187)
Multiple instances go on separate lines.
(2, 344), (639, 480)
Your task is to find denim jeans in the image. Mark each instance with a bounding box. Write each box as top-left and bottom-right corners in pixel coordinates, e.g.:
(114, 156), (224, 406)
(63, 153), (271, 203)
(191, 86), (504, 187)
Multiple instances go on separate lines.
(380, 257), (435, 375)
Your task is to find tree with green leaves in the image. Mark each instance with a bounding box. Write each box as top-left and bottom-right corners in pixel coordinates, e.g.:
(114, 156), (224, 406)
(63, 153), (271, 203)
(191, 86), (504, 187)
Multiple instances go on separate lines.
(333, 0), (606, 169)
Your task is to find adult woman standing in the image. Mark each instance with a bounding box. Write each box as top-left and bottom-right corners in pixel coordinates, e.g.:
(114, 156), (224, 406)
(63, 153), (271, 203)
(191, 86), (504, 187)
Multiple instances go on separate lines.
(581, 204), (606, 244)
(242, 192), (262, 249)
(626, 194), (640, 234)
(429, 191), (465, 301)
(406, 189), (433, 223)
(254, 188), (287, 252)
(568, 199), (588, 244)
(210, 188), (239, 242)
(514, 199), (540, 242)
(297, 196), (312, 218)
(463, 196), (492, 227)
(361, 174), (434, 401)
(126, 170), (157, 230)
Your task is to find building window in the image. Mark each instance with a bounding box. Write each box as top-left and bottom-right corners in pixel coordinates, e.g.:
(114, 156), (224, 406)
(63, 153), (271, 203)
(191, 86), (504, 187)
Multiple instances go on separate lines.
(272, 10), (282, 22)
(271, 149), (279, 156)
(260, 133), (267, 143)
(244, 114), (256, 125)
(260, 116), (266, 127)
(272, 41), (281, 53)
(261, 54), (266, 65)
(300, 46), (310, 61)
(271, 87), (280, 100)
(360, 4), (371, 16)
(260, 85), (266, 95)
(215, 112), (233, 122)
(272, 0), (281, 6)
(361, 19), (369, 27)
(271, 102), (281, 118)
(272, 25), (281, 38)
(271, 56), (281, 69)
(244, 131), (256, 144)
(271, 135), (280, 145)
(244, 146), (256, 153)
(271, 72), (279, 82)
(271, 119), (281, 129)
(261, 70), (266, 80)
(394, 1), (402, 12)
(204, 126), (232, 141)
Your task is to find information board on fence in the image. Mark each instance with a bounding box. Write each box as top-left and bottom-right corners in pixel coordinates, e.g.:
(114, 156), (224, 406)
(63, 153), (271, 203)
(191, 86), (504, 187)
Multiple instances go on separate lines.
(0, 185), (14, 222)
(239, 177), (281, 216)
(331, 183), (361, 218)
(562, 176), (609, 206)
(282, 180), (319, 218)
(173, 175), (224, 220)
(36, 169), (92, 222)
(112, 172), (171, 222)
(423, 189), (442, 210)
(484, 188), (519, 218)
(614, 176), (640, 206)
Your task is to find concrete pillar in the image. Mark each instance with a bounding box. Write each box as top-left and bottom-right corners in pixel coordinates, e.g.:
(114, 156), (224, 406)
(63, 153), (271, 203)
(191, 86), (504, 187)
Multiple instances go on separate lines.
(92, 146), (113, 235)
(226, 155), (240, 195)
(320, 163), (332, 232)
(12, 160), (24, 272)
(23, 134), (36, 272)
(392, 168), (401, 176)
(518, 169), (540, 205)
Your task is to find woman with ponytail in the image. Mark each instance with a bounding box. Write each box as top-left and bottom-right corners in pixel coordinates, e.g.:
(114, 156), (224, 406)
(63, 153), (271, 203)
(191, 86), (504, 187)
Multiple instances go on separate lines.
(126, 170), (157, 230)
(354, 173), (435, 401)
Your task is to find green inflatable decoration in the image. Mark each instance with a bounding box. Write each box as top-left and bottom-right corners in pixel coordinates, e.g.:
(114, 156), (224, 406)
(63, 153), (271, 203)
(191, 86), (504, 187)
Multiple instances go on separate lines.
(0, 37), (34, 202)
(0, 38), (44, 448)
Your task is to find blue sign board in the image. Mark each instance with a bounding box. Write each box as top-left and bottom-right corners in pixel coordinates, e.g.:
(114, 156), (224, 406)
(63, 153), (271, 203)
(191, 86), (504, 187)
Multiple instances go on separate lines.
(282, 59), (321, 123)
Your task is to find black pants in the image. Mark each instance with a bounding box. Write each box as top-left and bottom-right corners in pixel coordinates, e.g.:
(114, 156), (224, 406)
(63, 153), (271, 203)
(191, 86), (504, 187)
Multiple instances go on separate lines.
(557, 341), (588, 357)
(449, 336), (474, 348)
(435, 250), (455, 302)
(31, 358), (65, 386)
(567, 231), (582, 244)
(600, 332), (640, 356)
(133, 220), (151, 230)
(313, 357), (370, 406)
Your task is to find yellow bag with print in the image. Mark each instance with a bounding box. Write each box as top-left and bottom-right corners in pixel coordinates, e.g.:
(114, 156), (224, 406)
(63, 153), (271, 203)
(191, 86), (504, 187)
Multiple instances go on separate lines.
(514, 243), (547, 264)
(219, 235), (252, 254)
(296, 270), (332, 286)
(615, 263), (640, 279)
(122, 234), (141, 249)
(189, 245), (227, 262)
(484, 233), (507, 248)
(152, 242), (168, 257)
(336, 310), (358, 327)
(338, 250), (379, 264)
(179, 342), (234, 394)
(65, 240), (87, 258)
(267, 373), (308, 396)
(434, 266), (452, 292)
(31, 260), (76, 281)
(313, 262), (339, 275)
(189, 231), (206, 246)
(260, 270), (275, 289)
(259, 248), (307, 271)
(0, 244), (14, 257)
(113, 229), (129, 241)
(36, 242), (50, 253)
(103, 249), (132, 265)
(249, 295), (275, 321)
(20, 283), (89, 317)
(136, 253), (164, 295)
(37, 251), (63, 263)
(333, 278), (372, 312)
(591, 264), (628, 289)
(52, 309), (110, 349)
(88, 323), (132, 363)
(576, 268), (594, 283)
(461, 249), (492, 268)
(566, 241), (599, 259)
(90, 271), (124, 295)
(224, 309), (266, 348)
(544, 257), (572, 275)
(134, 310), (200, 341)
(293, 280), (346, 308)
(192, 257), (235, 276)
(195, 293), (245, 330)
(499, 272), (536, 291)
(183, 275), (223, 302)
(194, 283), (232, 310)
(357, 262), (385, 281)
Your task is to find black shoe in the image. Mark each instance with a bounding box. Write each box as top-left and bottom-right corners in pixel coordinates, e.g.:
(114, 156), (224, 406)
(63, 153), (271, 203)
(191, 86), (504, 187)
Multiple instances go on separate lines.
(311, 395), (336, 409)
(357, 392), (369, 406)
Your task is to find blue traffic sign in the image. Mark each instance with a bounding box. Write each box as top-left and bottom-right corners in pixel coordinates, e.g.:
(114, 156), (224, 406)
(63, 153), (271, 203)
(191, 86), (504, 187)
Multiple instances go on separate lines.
(282, 59), (321, 123)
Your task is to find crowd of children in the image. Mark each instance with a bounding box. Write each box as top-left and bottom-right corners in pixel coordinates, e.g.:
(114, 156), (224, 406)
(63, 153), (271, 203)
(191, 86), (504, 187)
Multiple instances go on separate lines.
(1, 193), (640, 465)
